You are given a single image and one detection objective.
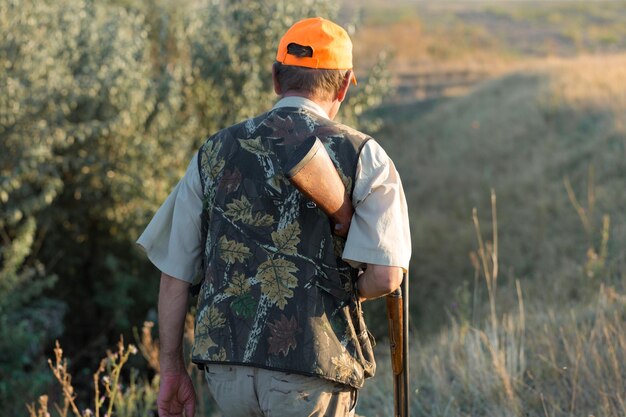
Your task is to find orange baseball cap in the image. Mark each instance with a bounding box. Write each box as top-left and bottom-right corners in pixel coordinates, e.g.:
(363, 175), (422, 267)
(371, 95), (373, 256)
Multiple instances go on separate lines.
(276, 17), (357, 85)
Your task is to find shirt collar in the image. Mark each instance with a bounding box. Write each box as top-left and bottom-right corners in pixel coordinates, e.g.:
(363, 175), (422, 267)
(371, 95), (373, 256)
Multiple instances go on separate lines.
(272, 96), (330, 120)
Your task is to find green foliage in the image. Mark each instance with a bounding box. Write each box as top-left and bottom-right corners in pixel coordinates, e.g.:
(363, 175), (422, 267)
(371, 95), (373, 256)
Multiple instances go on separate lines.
(0, 300), (65, 415)
(0, 217), (62, 413)
(1, 0), (187, 373)
(180, 0), (337, 132)
(0, 219), (53, 309)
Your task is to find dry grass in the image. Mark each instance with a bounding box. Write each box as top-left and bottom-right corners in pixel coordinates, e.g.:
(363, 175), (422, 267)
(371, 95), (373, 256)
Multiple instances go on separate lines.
(27, 337), (151, 417)
(350, 1), (626, 105)
(390, 286), (626, 417)
(357, 190), (626, 417)
(356, 49), (626, 416)
(371, 52), (626, 333)
(26, 316), (216, 417)
(356, 29), (626, 413)
(541, 54), (626, 114)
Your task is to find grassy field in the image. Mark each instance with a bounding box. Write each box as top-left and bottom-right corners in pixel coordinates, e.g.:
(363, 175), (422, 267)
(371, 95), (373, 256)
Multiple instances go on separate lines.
(349, 0), (626, 103)
(343, 1), (626, 415)
(350, 51), (626, 415)
(347, 0), (626, 330)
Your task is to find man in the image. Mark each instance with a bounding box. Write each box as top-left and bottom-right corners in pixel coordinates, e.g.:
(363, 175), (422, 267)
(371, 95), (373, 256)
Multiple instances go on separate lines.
(138, 17), (411, 417)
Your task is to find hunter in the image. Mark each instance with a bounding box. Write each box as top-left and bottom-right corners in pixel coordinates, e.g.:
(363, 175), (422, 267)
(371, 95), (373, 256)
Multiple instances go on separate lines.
(138, 16), (411, 417)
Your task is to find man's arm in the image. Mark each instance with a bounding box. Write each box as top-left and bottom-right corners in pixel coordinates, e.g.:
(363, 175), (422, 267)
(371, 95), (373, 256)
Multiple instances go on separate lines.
(356, 264), (403, 301)
(157, 273), (196, 417)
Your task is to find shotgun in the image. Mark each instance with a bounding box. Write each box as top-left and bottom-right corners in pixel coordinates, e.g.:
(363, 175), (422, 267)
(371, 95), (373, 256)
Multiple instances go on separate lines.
(283, 136), (409, 417)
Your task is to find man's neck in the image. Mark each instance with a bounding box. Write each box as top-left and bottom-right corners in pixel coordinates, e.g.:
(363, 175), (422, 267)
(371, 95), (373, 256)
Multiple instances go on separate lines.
(282, 91), (336, 120)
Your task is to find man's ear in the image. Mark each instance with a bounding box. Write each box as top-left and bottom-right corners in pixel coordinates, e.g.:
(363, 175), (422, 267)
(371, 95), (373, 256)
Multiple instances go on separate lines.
(272, 63), (282, 96)
(336, 69), (353, 102)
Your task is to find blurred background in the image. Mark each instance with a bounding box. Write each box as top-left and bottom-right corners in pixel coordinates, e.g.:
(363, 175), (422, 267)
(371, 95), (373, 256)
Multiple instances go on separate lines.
(2, 0), (625, 416)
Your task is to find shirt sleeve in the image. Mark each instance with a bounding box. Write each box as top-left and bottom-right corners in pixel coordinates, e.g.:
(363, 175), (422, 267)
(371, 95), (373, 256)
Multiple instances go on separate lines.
(342, 140), (412, 271)
(136, 153), (204, 282)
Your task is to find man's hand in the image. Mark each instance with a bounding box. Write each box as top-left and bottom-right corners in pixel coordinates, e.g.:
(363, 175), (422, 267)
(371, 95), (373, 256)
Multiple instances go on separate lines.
(157, 368), (196, 417)
(356, 264), (403, 301)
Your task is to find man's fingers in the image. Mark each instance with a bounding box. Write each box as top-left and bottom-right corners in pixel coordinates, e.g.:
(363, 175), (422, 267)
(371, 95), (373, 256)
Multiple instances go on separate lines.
(158, 403), (188, 417)
(157, 401), (181, 417)
(157, 371), (196, 417)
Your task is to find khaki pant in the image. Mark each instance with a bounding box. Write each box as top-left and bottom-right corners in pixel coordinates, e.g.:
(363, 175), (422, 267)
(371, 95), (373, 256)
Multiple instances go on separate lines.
(204, 364), (357, 417)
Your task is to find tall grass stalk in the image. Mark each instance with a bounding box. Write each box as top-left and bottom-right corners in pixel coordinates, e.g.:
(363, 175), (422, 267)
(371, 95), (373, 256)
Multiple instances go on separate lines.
(564, 167), (611, 279)
(470, 190), (525, 409)
(27, 337), (152, 417)
(563, 166), (595, 245)
(47, 341), (82, 417)
(472, 189), (500, 340)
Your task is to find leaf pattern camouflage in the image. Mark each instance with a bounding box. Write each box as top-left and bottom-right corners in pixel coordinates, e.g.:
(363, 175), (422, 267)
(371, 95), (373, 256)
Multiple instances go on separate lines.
(192, 107), (376, 388)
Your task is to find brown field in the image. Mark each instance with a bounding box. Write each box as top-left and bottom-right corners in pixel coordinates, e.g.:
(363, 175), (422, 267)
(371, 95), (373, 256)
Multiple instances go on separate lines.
(344, 2), (626, 415)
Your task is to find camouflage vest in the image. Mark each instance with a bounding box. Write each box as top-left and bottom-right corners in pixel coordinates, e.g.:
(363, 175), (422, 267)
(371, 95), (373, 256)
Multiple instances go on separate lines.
(191, 107), (375, 388)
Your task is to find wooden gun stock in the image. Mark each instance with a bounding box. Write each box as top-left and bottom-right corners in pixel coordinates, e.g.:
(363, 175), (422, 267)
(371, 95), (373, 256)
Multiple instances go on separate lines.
(283, 136), (353, 237)
(389, 278), (409, 417)
(386, 288), (404, 375)
(283, 137), (409, 417)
